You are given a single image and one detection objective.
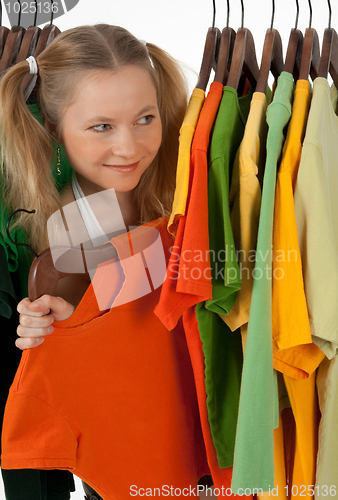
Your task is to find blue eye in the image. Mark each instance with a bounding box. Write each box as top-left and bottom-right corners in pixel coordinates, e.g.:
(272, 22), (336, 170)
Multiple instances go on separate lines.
(92, 124), (110, 132)
(137, 115), (155, 125)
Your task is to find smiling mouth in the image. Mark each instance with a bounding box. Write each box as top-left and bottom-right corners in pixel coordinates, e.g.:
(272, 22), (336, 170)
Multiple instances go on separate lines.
(103, 162), (139, 171)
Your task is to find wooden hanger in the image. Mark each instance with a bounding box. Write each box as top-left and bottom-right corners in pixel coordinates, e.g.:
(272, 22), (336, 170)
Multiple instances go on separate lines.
(196, 27), (221, 90)
(298, 29), (320, 81)
(16, 1), (41, 63)
(318, 0), (338, 88)
(213, 0), (236, 85)
(255, 1), (283, 94)
(22, 1), (61, 100)
(28, 245), (118, 301)
(16, 25), (41, 62)
(0, 0), (25, 74)
(6, 209), (117, 302)
(226, 0), (259, 91)
(282, 0), (303, 80)
(255, 29), (283, 94)
(298, 0), (320, 81)
(196, 0), (220, 90)
(0, 2), (10, 60)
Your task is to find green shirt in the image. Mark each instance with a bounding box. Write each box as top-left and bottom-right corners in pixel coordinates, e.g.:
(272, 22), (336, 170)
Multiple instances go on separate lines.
(196, 86), (252, 467)
(231, 72), (294, 492)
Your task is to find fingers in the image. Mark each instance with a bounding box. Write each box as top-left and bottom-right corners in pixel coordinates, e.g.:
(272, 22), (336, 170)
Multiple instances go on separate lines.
(19, 312), (54, 329)
(17, 295), (75, 322)
(17, 297), (50, 317)
(15, 337), (45, 351)
(16, 295), (75, 350)
(17, 318), (54, 339)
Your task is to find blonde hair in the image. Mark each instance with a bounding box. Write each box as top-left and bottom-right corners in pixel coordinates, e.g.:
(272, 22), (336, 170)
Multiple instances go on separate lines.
(0, 24), (188, 252)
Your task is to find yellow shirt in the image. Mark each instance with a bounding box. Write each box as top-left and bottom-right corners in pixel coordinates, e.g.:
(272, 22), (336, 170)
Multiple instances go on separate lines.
(272, 79), (324, 378)
(220, 91), (268, 341)
(168, 88), (205, 236)
(272, 79), (322, 500)
(294, 78), (338, 500)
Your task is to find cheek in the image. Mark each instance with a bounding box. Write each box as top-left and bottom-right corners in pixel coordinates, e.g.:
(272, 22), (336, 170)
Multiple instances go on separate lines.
(149, 126), (163, 157)
(63, 133), (102, 161)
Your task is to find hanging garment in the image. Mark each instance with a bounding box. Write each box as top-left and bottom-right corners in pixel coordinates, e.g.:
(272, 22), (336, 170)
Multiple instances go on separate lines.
(182, 307), (252, 500)
(272, 78), (324, 377)
(155, 82), (224, 330)
(209, 87), (288, 498)
(231, 72), (294, 493)
(283, 372), (320, 500)
(257, 414), (288, 500)
(221, 91), (268, 347)
(201, 85), (253, 317)
(270, 78), (323, 500)
(168, 88), (205, 236)
(1, 217), (210, 500)
(315, 356), (338, 500)
(294, 78), (338, 359)
(293, 77), (338, 499)
(195, 85), (253, 468)
(155, 82), (252, 499)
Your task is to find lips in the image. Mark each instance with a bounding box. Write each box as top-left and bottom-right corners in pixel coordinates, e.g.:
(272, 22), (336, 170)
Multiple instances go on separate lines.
(103, 162), (139, 172)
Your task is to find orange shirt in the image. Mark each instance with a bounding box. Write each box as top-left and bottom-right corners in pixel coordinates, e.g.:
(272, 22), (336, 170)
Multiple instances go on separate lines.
(155, 82), (224, 329)
(1, 218), (210, 499)
(183, 307), (252, 500)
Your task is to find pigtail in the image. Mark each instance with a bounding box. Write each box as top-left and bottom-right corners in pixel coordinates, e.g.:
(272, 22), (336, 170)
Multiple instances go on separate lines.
(0, 60), (60, 253)
(134, 43), (188, 225)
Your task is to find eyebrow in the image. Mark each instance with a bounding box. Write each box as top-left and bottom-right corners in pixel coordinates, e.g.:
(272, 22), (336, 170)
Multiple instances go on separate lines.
(88, 106), (158, 124)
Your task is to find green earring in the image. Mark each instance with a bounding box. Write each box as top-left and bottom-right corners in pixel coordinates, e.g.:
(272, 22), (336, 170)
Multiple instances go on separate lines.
(56, 146), (62, 176)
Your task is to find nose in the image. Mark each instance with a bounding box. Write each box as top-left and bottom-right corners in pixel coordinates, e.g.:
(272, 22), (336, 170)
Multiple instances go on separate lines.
(111, 128), (138, 160)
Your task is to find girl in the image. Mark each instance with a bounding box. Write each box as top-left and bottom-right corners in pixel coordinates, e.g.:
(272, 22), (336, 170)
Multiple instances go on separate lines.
(0, 24), (209, 499)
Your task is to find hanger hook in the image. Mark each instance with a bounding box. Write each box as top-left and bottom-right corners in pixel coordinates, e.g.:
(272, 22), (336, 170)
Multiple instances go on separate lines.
(33, 0), (38, 27)
(294, 0), (299, 29)
(50, 0), (54, 24)
(270, 0), (275, 29)
(327, 0), (332, 28)
(240, 0), (244, 28)
(17, 0), (21, 26)
(6, 209), (39, 259)
(308, 0), (313, 28)
(226, 0), (230, 28)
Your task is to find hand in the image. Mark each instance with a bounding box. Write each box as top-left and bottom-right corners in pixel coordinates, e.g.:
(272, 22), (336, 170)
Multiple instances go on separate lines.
(16, 295), (75, 350)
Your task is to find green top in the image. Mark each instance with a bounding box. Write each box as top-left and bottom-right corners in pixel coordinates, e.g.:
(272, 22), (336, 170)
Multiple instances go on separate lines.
(231, 72), (294, 492)
(0, 103), (73, 300)
(196, 85), (252, 467)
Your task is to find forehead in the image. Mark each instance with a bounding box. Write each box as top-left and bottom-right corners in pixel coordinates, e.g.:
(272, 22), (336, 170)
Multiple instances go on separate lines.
(64, 66), (158, 121)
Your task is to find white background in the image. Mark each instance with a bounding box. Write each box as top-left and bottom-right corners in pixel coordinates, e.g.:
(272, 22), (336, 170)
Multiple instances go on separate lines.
(1, 0), (337, 498)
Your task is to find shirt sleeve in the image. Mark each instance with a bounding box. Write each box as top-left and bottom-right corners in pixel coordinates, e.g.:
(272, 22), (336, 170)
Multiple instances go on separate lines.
(1, 390), (77, 470)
